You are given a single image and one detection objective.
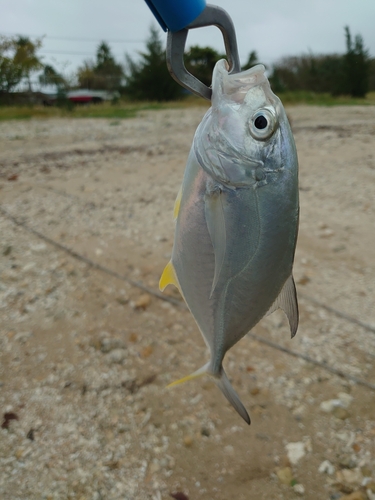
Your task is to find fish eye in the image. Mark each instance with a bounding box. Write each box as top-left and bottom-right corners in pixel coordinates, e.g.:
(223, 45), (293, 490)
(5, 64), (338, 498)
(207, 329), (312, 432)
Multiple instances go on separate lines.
(254, 115), (268, 129)
(249, 108), (277, 141)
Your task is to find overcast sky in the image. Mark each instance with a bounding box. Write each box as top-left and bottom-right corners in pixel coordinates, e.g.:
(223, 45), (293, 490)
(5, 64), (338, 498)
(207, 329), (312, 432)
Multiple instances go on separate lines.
(1, 0), (375, 80)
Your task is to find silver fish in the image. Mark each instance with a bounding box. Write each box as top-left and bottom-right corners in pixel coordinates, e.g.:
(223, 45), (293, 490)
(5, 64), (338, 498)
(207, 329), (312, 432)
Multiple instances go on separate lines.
(160, 60), (299, 424)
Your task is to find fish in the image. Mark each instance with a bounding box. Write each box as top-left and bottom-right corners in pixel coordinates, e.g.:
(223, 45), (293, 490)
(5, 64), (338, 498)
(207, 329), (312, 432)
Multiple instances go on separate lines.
(160, 59), (299, 424)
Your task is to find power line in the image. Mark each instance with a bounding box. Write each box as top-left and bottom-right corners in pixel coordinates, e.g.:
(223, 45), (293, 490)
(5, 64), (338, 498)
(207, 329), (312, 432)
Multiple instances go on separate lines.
(1, 31), (144, 43)
(40, 50), (127, 57)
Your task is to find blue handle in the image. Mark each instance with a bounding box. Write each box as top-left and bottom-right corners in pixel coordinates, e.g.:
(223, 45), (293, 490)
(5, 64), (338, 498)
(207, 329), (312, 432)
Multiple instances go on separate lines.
(144, 0), (206, 32)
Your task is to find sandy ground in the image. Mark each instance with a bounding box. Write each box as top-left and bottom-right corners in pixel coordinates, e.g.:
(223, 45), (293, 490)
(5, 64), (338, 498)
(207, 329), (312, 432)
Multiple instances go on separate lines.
(0, 105), (375, 500)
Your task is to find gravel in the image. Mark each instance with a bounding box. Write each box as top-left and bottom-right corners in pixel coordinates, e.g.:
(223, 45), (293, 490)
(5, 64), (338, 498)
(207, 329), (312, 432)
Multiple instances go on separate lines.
(0, 106), (375, 499)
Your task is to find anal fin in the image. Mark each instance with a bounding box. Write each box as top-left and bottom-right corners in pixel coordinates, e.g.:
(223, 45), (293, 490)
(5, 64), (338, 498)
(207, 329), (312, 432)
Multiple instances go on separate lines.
(159, 260), (179, 292)
(267, 275), (299, 338)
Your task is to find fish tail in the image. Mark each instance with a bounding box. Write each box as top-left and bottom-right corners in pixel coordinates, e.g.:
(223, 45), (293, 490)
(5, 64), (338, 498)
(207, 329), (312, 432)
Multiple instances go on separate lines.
(167, 363), (251, 425)
(167, 362), (210, 388)
(215, 368), (251, 425)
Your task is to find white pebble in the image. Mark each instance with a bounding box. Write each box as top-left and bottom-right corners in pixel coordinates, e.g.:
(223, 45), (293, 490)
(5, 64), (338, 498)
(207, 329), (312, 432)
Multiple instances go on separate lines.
(285, 442), (305, 465)
(318, 460), (335, 475)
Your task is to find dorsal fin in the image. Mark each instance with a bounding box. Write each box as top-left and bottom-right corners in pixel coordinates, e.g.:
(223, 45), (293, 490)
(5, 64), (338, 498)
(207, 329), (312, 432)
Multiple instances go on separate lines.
(159, 260), (179, 292)
(173, 185), (183, 220)
(267, 275), (299, 338)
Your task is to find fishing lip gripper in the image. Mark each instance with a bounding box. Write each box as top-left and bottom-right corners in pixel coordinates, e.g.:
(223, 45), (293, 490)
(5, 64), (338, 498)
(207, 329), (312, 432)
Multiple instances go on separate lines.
(145, 1), (241, 101)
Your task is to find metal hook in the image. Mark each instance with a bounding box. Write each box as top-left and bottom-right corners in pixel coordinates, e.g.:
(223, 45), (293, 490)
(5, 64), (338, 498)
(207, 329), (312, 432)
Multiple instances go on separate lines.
(166, 4), (241, 101)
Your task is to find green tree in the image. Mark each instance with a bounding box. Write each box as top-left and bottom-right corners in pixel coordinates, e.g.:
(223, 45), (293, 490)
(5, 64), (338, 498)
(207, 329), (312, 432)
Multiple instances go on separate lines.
(369, 58), (375, 91)
(124, 25), (182, 101)
(0, 35), (42, 94)
(0, 38), (23, 93)
(342, 26), (369, 97)
(184, 45), (225, 86)
(39, 64), (67, 89)
(270, 53), (344, 95)
(242, 50), (259, 71)
(76, 60), (95, 89)
(269, 27), (370, 97)
(13, 36), (43, 92)
(77, 42), (123, 91)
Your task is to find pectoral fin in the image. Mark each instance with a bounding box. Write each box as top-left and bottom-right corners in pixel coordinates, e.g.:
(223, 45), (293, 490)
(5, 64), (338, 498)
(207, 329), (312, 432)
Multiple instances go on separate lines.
(205, 189), (226, 297)
(159, 261), (179, 292)
(267, 275), (299, 338)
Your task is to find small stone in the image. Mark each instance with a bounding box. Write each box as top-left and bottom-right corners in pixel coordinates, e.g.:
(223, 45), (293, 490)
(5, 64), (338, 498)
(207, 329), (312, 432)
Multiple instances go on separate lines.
(108, 348), (127, 364)
(337, 392), (353, 408)
(330, 494), (344, 500)
(100, 338), (125, 353)
(141, 345), (153, 358)
(335, 469), (363, 495)
(333, 244), (346, 252)
(352, 442), (361, 453)
(15, 448), (24, 459)
(285, 442), (305, 465)
(129, 332), (138, 342)
(340, 468), (363, 485)
(134, 294), (151, 310)
(149, 461), (160, 474)
(338, 455), (357, 469)
(339, 492), (366, 500)
(15, 331), (34, 343)
(297, 274), (310, 285)
(201, 427), (210, 437)
(360, 466), (372, 478)
(170, 493), (189, 500)
(3, 245), (12, 256)
(320, 399), (343, 413)
(1, 411), (19, 429)
(276, 467), (293, 485)
(26, 429), (35, 440)
(292, 404), (306, 419)
(183, 436), (193, 447)
(319, 228), (334, 238)
(293, 484), (305, 495)
(332, 406), (349, 419)
(318, 460), (335, 475)
(116, 297), (129, 305)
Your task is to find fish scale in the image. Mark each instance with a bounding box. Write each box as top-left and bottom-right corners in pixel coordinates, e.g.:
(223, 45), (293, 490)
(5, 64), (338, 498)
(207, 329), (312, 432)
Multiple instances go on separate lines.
(160, 60), (299, 424)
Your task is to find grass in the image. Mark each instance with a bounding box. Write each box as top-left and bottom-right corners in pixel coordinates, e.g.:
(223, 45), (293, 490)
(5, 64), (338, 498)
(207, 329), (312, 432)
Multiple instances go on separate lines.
(0, 96), (210, 121)
(0, 92), (374, 121)
(278, 90), (375, 106)
(0, 102), (166, 121)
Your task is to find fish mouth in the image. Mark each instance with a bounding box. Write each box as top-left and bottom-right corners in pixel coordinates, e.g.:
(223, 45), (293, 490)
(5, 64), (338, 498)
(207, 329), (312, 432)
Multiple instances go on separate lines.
(213, 60), (269, 105)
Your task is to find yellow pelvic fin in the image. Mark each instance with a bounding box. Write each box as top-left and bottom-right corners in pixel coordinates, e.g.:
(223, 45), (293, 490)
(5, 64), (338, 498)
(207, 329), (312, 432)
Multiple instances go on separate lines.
(173, 186), (182, 220)
(159, 260), (179, 292)
(167, 362), (210, 388)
